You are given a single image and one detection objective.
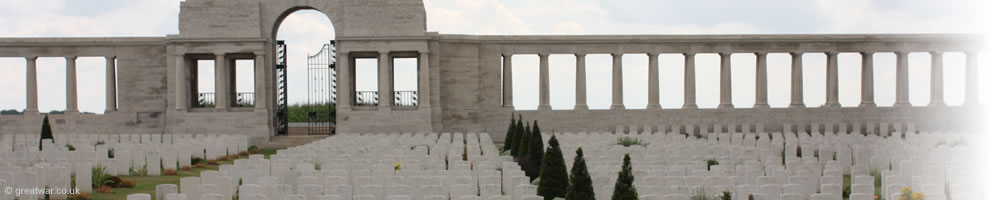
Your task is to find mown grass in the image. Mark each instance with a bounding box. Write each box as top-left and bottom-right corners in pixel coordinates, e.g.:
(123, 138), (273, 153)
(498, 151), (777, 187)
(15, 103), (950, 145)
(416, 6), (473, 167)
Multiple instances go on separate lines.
(90, 149), (278, 200)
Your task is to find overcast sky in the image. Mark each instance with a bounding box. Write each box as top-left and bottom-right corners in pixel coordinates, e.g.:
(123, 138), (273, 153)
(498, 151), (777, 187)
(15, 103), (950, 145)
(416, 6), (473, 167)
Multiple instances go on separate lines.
(0, 0), (996, 113)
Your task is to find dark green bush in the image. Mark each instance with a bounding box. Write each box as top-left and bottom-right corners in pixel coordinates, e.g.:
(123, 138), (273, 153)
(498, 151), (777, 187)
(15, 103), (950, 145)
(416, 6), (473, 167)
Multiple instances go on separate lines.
(537, 135), (568, 200)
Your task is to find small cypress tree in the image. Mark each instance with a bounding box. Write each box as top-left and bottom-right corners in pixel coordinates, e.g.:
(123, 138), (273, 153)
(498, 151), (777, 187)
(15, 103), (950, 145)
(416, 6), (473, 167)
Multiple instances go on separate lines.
(510, 115), (524, 156)
(39, 114), (53, 151)
(566, 148), (596, 200)
(524, 120), (545, 180)
(503, 114), (516, 151)
(518, 119), (532, 159)
(611, 154), (638, 200)
(537, 135), (569, 200)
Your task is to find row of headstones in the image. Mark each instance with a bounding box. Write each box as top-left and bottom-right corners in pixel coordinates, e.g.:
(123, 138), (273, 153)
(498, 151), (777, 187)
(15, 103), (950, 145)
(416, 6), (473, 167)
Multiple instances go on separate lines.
(0, 133), (249, 151)
(0, 161), (95, 200)
(613, 122), (921, 137)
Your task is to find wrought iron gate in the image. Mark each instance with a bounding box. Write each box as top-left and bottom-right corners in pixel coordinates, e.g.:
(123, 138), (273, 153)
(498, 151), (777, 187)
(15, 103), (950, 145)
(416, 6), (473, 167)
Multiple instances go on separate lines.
(304, 41), (337, 135)
(276, 41), (289, 135)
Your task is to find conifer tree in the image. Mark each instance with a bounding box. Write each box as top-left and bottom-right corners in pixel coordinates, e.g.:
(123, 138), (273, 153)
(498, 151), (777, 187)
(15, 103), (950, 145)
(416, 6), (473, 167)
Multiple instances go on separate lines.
(566, 148), (596, 200)
(524, 120), (545, 180)
(510, 115), (524, 156)
(518, 119), (532, 159)
(503, 114), (516, 151)
(611, 154), (638, 200)
(537, 135), (569, 200)
(39, 114), (53, 151)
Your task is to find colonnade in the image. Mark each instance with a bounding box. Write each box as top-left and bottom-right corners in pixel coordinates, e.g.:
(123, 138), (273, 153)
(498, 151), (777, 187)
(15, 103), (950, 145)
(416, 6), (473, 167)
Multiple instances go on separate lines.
(501, 51), (980, 110)
(21, 56), (117, 114)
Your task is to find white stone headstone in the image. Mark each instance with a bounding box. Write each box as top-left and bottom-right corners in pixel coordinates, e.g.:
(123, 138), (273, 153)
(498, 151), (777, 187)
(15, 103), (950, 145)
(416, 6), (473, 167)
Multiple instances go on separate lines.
(126, 194), (152, 200)
(75, 162), (93, 193)
(147, 151), (161, 176)
(152, 184), (178, 199)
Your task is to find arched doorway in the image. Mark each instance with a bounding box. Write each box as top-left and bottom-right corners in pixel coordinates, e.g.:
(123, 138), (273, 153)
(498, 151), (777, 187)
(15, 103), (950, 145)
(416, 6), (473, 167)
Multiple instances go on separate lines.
(273, 9), (337, 135)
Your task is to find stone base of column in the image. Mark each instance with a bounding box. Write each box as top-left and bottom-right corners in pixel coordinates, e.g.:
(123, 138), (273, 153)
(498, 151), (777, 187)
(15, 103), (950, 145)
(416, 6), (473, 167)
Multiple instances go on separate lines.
(753, 104), (770, 109)
(682, 104), (698, 109)
(23, 109), (40, 115)
(537, 105), (552, 111)
(610, 104), (625, 110)
(788, 103), (805, 108)
(823, 103), (841, 108)
(893, 102), (911, 107)
(105, 109), (117, 114)
(928, 101), (946, 107)
(717, 104), (734, 109)
(573, 105), (588, 110)
(64, 109), (80, 114)
(646, 104), (662, 110)
(859, 102), (876, 108)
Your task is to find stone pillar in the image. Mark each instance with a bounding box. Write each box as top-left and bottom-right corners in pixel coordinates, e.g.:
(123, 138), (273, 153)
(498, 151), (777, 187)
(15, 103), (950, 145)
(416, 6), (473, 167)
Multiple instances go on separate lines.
(789, 52), (805, 108)
(753, 52), (769, 109)
(574, 53), (588, 110)
(611, 53), (624, 110)
(894, 52), (910, 107)
(682, 53), (697, 109)
(25, 56), (39, 114)
(929, 51), (945, 106)
(825, 52), (841, 107)
(647, 53), (661, 109)
(538, 53), (551, 110)
(419, 52), (431, 109)
(338, 51), (352, 108)
(174, 54), (187, 110)
(719, 52), (733, 109)
(66, 56), (79, 114)
(502, 53), (513, 108)
(860, 52), (876, 107)
(379, 51), (392, 109)
(254, 52), (267, 110)
(965, 51), (979, 106)
(105, 56), (117, 113)
(214, 52), (229, 110)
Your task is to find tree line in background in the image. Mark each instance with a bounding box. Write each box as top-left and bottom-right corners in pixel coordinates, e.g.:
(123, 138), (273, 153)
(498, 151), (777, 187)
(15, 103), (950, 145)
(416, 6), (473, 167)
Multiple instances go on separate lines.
(501, 114), (638, 200)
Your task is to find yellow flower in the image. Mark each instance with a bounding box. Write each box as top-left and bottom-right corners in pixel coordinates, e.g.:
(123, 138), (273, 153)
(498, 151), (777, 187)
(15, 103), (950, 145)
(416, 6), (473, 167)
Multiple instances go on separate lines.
(394, 162), (402, 171)
(914, 193), (925, 200)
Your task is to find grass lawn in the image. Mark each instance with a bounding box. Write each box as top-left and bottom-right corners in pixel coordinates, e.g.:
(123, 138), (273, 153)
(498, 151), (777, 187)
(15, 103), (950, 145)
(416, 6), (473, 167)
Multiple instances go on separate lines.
(89, 149), (278, 200)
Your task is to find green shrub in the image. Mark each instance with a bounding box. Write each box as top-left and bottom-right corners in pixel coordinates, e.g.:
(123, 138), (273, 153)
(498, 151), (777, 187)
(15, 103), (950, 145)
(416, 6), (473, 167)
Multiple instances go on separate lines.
(537, 135), (569, 200)
(503, 114), (516, 151)
(706, 159), (719, 171)
(66, 144), (76, 151)
(287, 103), (336, 122)
(566, 148), (596, 200)
(192, 157), (205, 165)
(720, 190), (732, 200)
(104, 176), (121, 187)
(91, 165), (113, 189)
(616, 136), (647, 147)
(518, 119), (532, 158)
(510, 115), (524, 157)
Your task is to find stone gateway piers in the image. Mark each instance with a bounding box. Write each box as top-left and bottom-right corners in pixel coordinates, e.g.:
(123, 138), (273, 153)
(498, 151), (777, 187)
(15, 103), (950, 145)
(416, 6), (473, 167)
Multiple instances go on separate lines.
(0, 0), (985, 144)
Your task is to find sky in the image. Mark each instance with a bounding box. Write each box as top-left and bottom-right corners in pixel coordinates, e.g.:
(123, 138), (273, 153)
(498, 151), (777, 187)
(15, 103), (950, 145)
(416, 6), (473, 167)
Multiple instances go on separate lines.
(1, 0), (995, 113)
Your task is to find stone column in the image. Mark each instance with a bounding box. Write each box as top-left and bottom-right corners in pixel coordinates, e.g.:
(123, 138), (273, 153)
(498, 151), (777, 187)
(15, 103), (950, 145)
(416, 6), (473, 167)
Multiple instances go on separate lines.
(965, 51), (979, 106)
(719, 52), (733, 109)
(929, 51), (945, 106)
(25, 56), (39, 114)
(825, 52), (841, 107)
(860, 52), (876, 107)
(105, 56), (117, 113)
(174, 54), (188, 110)
(214, 52), (229, 110)
(574, 53), (588, 110)
(683, 53), (697, 109)
(611, 53), (624, 110)
(789, 52), (805, 108)
(647, 53), (661, 109)
(419, 52), (431, 109)
(379, 51), (392, 109)
(254, 52), (267, 110)
(894, 52), (910, 107)
(753, 52), (769, 109)
(502, 53), (513, 108)
(337, 51), (352, 108)
(65, 56), (79, 114)
(538, 53), (551, 110)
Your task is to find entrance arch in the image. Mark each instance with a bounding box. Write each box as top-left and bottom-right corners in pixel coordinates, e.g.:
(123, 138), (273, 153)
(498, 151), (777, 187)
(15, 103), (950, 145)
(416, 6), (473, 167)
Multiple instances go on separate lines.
(272, 9), (337, 135)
